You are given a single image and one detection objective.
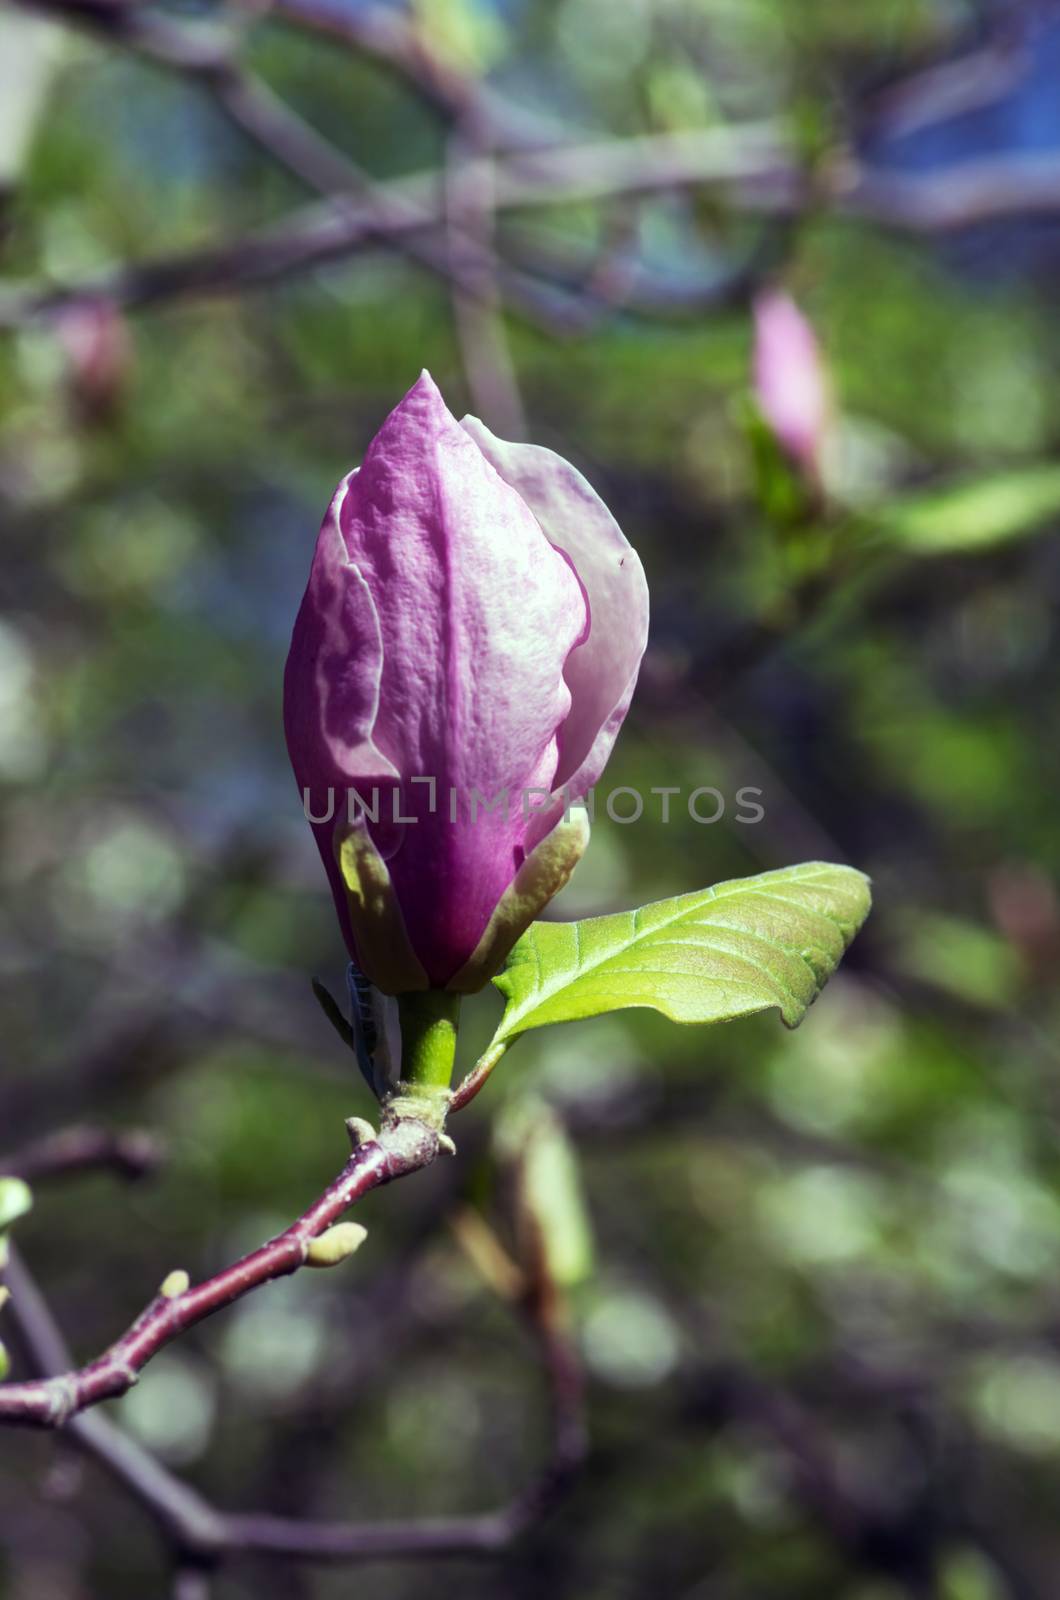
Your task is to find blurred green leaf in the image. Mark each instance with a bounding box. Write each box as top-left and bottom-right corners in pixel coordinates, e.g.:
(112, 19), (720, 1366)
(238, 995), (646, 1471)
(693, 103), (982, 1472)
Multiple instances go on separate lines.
(412, 0), (505, 72)
(0, 1178), (32, 1233)
(0, 1177), (33, 1271)
(489, 863), (871, 1048)
(745, 403), (812, 526)
(0, 10), (65, 187)
(939, 1547), (1006, 1600)
(884, 465), (1060, 554)
(888, 911), (1022, 1009)
(498, 1099), (594, 1289)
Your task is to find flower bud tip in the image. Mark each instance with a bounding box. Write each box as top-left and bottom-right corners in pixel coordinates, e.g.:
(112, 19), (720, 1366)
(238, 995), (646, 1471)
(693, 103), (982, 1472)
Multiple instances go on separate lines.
(345, 1116), (376, 1149)
(306, 1222), (368, 1267)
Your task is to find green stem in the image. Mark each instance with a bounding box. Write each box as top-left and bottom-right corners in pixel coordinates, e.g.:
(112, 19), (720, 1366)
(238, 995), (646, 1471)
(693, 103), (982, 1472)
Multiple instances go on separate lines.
(397, 991), (462, 1091)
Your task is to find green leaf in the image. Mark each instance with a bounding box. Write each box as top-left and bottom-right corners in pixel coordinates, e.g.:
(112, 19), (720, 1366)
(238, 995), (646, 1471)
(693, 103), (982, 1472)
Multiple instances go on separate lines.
(489, 862), (871, 1049)
(884, 465), (1060, 554)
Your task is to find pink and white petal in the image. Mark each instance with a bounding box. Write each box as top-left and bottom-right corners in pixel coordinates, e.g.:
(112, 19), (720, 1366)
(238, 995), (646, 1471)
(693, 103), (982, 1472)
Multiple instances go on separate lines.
(284, 473), (397, 791)
(752, 290), (829, 477)
(338, 373), (589, 982)
(461, 416), (649, 801)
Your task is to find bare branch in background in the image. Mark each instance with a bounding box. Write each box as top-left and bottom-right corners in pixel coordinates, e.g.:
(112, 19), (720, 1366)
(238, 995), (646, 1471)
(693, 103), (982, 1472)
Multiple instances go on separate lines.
(1, 0), (793, 331)
(268, 0), (554, 146)
(7, 0), (583, 330)
(0, 131), (1053, 338)
(842, 154), (1060, 230)
(0, 1125), (163, 1184)
(446, 119), (528, 439)
(209, 67), (569, 329)
(9, 0), (230, 71)
(0, 122), (796, 333)
(0, 125), (788, 330)
(4, 0), (1060, 350)
(3, 1247), (230, 1556)
(863, 38), (1027, 139)
(221, 1306), (584, 1561)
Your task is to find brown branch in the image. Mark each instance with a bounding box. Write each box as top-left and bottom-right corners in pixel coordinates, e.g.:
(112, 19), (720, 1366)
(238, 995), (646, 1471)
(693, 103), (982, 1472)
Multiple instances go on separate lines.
(8, 0), (582, 331)
(4, 130), (1054, 337)
(0, 1124), (163, 1184)
(446, 116), (528, 439)
(0, 1112), (442, 1427)
(0, 55), (792, 332)
(209, 66), (564, 327)
(9, 0), (230, 71)
(219, 1291), (585, 1562)
(863, 40), (1027, 142)
(3, 1246), (229, 1556)
(6, 0), (1058, 350)
(30, 0), (1060, 244)
(0, 971), (292, 1140)
(842, 154), (1060, 231)
(268, 0), (547, 146)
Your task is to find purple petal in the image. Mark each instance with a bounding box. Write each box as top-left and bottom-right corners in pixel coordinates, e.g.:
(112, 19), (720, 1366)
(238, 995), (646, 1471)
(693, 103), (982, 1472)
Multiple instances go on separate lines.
(288, 372), (589, 985)
(461, 416), (649, 822)
(284, 475), (398, 959)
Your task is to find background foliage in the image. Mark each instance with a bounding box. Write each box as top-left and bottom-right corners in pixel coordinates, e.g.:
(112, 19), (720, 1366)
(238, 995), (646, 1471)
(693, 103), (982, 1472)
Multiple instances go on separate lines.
(2, 0), (1060, 1595)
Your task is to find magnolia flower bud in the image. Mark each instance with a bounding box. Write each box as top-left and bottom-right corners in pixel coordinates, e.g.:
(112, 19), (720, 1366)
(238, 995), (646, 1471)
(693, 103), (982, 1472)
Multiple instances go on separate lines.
(57, 298), (132, 425)
(285, 372), (648, 992)
(752, 289), (831, 487)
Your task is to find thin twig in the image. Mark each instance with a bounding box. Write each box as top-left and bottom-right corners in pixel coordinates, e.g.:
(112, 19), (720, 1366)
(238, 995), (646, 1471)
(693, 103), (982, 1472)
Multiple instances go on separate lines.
(0, 1115), (441, 1426)
(219, 1294), (585, 1561)
(0, 1125), (163, 1184)
(9, 0), (579, 330)
(842, 153), (1060, 230)
(268, 0), (547, 145)
(446, 118), (528, 439)
(0, 92), (792, 328)
(3, 126), (1055, 337)
(2, 1171), (586, 1567)
(3, 1246), (228, 1555)
(210, 66), (561, 327)
(10, 0), (230, 70)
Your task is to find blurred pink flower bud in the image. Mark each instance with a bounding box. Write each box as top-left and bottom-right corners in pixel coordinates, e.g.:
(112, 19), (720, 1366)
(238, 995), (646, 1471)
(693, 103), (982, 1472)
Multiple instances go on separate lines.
(752, 290), (830, 484)
(284, 372), (649, 993)
(57, 298), (132, 424)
